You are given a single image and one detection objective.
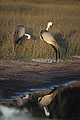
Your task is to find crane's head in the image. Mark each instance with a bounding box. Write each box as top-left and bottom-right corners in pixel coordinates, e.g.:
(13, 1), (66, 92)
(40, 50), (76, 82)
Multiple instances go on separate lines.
(46, 22), (53, 31)
(22, 94), (29, 100)
(25, 33), (31, 39)
(43, 107), (50, 117)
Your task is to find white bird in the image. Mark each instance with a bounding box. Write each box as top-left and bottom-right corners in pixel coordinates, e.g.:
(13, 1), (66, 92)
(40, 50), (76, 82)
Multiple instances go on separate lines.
(13, 25), (31, 50)
(40, 22), (60, 62)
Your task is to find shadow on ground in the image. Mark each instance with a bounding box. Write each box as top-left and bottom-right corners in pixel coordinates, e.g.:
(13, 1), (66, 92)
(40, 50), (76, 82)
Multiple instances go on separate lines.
(54, 29), (78, 58)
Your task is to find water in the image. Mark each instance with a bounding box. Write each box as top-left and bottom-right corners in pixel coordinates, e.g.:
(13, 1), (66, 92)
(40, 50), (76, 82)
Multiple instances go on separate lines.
(0, 80), (80, 120)
(0, 105), (50, 120)
(0, 80), (77, 100)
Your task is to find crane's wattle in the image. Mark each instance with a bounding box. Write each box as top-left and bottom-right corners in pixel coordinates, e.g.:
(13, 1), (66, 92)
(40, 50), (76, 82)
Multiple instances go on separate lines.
(50, 25), (53, 28)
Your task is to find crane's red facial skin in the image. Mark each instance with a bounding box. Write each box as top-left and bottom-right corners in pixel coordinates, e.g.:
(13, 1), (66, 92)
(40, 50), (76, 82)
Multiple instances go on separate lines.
(25, 35), (28, 38)
(25, 34), (31, 39)
(50, 24), (53, 28)
(46, 107), (50, 113)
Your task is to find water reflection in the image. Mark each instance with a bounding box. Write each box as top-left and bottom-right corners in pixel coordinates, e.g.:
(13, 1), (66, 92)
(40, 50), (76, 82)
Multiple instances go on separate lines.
(0, 105), (49, 120)
(0, 81), (80, 119)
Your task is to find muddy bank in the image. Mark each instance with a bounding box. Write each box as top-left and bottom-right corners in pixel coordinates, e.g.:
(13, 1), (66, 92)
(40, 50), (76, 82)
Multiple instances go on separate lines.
(0, 60), (80, 99)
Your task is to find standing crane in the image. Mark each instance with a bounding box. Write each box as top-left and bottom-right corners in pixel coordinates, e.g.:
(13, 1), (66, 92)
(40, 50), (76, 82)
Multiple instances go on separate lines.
(13, 25), (31, 50)
(40, 22), (60, 62)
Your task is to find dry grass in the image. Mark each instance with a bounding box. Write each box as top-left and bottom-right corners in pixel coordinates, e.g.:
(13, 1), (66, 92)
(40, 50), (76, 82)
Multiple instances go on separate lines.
(0, 0), (80, 60)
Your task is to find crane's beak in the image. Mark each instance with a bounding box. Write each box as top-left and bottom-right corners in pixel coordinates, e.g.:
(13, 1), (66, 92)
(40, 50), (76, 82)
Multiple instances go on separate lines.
(25, 33), (31, 39)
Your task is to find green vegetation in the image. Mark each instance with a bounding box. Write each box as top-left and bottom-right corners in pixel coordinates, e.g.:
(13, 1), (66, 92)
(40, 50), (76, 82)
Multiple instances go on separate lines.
(0, 0), (80, 60)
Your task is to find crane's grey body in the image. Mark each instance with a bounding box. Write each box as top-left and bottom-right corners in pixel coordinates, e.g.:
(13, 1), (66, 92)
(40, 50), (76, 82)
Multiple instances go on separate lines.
(13, 25), (31, 51)
(13, 25), (25, 45)
(40, 30), (60, 50)
(38, 89), (58, 117)
(38, 89), (58, 107)
(41, 30), (54, 43)
(40, 22), (60, 62)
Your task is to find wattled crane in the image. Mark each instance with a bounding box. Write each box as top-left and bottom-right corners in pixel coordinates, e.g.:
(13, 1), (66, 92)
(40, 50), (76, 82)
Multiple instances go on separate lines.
(38, 89), (58, 117)
(13, 25), (31, 50)
(40, 22), (60, 62)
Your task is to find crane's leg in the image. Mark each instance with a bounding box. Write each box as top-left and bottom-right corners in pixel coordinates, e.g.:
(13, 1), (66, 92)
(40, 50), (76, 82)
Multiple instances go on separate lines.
(55, 49), (57, 62)
(51, 45), (57, 62)
(13, 41), (16, 51)
(58, 51), (60, 59)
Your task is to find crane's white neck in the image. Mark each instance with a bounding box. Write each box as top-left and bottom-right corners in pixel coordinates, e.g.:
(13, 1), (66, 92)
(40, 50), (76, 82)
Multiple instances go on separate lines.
(25, 33), (31, 39)
(46, 26), (49, 31)
(46, 22), (53, 31)
(43, 107), (50, 117)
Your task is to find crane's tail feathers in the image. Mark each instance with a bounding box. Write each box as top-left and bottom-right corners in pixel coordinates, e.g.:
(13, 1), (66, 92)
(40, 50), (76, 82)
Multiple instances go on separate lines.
(51, 41), (60, 51)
